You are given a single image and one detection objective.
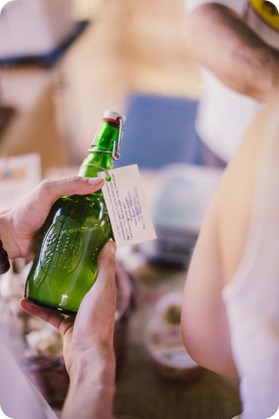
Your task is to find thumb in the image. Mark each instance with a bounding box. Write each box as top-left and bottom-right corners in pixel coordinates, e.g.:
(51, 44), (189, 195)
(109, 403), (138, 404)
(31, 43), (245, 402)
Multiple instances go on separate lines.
(96, 241), (117, 288)
(88, 240), (117, 303)
(76, 241), (118, 336)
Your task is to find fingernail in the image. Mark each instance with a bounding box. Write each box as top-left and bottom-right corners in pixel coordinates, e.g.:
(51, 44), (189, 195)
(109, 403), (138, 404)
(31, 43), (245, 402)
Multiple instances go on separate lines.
(87, 177), (103, 184)
(107, 241), (117, 255)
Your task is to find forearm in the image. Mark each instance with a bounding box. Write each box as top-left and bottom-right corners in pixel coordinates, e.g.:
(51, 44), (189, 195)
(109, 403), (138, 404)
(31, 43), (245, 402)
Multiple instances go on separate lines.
(61, 382), (115, 419)
(187, 4), (279, 100)
(61, 352), (116, 419)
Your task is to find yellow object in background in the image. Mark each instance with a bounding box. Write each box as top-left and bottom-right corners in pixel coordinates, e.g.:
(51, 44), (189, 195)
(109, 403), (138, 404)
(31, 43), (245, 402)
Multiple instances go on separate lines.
(250, 0), (279, 30)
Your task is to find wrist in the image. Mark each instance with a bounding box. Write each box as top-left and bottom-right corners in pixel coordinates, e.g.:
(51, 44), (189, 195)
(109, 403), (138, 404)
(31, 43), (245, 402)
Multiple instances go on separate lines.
(68, 348), (116, 388)
(0, 211), (19, 261)
(258, 48), (279, 100)
(0, 238), (10, 274)
(270, 51), (279, 99)
(0, 212), (11, 273)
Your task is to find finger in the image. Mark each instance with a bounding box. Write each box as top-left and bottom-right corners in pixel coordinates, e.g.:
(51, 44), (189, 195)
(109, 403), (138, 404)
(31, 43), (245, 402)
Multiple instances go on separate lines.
(19, 298), (74, 336)
(11, 176), (105, 242)
(34, 176), (105, 209)
(82, 241), (117, 305)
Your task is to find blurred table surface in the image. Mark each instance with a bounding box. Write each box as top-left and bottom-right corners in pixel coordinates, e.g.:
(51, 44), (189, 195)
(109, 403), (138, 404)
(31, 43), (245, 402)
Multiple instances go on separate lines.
(112, 256), (241, 419)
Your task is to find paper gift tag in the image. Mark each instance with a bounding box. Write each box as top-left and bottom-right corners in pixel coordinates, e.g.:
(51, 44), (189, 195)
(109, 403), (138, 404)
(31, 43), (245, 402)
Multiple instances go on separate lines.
(99, 164), (157, 247)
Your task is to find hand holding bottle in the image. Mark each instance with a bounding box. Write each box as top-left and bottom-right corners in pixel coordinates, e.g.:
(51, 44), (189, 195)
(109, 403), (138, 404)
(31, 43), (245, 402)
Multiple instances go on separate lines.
(0, 176), (104, 261)
(20, 240), (117, 419)
(0, 176), (116, 419)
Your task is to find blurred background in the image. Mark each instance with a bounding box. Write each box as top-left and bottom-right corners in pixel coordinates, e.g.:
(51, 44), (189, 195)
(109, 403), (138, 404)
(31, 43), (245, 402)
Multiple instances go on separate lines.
(0, 3), (242, 417)
(0, 0), (202, 174)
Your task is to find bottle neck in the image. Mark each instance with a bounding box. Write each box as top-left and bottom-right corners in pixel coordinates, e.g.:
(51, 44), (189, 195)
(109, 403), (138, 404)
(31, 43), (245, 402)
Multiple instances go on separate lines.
(78, 119), (121, 178)
(92, 119), (120, 153)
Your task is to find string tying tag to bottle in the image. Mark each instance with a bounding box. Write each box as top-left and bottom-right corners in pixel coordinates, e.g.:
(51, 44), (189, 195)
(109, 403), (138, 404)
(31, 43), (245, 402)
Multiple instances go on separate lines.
(81, 163), (111, 181)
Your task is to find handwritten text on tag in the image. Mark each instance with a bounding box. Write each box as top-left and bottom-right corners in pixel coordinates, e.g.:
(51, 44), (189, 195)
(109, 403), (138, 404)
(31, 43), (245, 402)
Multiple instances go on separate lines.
(99, 165), (157, 247)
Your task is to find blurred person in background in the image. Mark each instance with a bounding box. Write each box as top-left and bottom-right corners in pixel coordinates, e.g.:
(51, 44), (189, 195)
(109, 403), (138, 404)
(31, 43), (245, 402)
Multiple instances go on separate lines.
(0, 176), (117, 419)
(181, 88), (279, 418)
(185, 0), (279, 167)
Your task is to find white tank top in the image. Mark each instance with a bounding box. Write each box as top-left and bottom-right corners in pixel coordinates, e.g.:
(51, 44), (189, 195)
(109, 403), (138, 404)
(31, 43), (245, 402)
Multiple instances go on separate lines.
(223, 108), (279, 418)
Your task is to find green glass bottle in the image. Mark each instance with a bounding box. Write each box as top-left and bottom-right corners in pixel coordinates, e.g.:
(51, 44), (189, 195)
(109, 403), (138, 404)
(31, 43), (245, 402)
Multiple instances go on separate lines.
(25, 110), (125, 315)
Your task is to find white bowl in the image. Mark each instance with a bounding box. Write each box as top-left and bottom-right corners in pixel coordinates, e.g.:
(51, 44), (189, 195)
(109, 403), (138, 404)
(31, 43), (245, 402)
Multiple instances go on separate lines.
(144, 292), (203, 382)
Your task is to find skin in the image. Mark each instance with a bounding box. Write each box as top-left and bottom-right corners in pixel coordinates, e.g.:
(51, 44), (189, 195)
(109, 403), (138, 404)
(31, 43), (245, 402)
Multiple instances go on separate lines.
(181, 3), (279, 376)
(181, 89), (279, 377)
(20, 241), (117, 419)
(0, 176), (117, 419)
(186, 3), (279, 101)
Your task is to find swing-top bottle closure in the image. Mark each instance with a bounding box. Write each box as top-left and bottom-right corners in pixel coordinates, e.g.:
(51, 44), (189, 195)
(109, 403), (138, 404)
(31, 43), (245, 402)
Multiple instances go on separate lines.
(88, 110), (126, 161)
